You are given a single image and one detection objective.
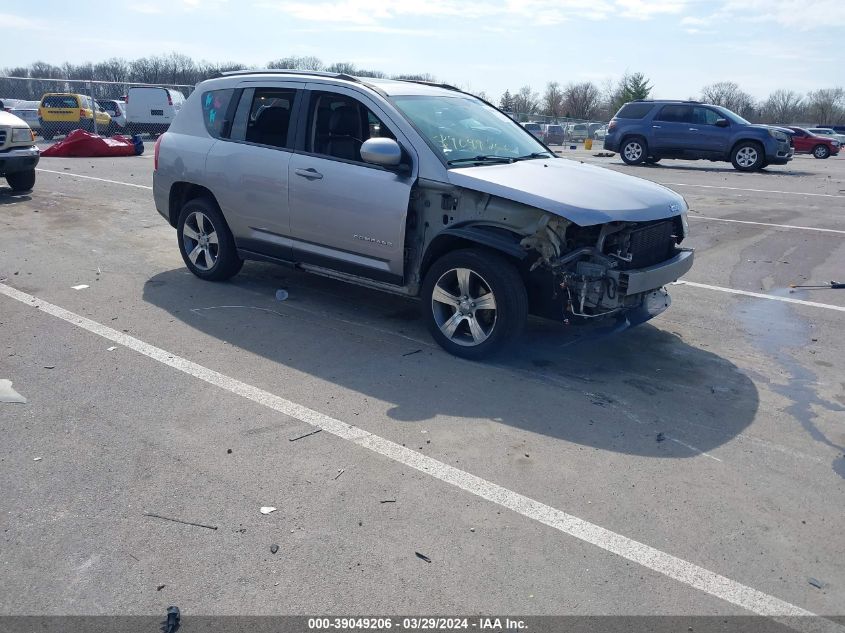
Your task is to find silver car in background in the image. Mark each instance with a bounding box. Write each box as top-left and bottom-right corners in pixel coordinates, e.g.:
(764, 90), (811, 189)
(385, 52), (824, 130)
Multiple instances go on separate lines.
(153, 71), (693, 358)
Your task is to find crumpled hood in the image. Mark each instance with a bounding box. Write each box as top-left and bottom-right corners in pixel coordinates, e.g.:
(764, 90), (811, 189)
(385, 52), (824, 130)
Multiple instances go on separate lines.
(447, 158), (687, 226)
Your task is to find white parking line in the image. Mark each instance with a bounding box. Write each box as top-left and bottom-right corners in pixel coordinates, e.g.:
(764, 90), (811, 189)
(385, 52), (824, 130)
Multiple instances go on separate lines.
(689, 216), (845, 235)
(674, 281), (845, 312)
(36, 168), (153, 190)
(0, 282), (837, 629)
(664, 182), (845, 199)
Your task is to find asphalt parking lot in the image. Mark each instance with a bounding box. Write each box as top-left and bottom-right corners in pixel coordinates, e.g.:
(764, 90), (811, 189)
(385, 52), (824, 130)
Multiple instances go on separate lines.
(1, 146), (844, 627)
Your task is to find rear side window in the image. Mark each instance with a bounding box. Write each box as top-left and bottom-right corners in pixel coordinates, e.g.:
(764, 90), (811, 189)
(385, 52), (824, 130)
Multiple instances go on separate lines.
(524, 123), (540, 131)
(655, 105), (692, 123)
(201, 89), (235, 138)
(42, 95), (79, 108)
(232, 87), (297, 149)
(615, 102), (653, 119)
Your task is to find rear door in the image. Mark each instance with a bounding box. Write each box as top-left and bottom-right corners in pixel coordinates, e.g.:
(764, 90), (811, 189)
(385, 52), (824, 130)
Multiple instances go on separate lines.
(651, 104), (693, 154)
(288, 84), (415, 284)
(204, 82), (302, 260)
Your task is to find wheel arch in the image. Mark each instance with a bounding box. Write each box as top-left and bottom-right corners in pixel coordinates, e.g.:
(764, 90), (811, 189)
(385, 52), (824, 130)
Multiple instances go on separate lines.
(730, 137), (765, 155)
(420, 225), (527, 284)
(168, 182), (218, 228)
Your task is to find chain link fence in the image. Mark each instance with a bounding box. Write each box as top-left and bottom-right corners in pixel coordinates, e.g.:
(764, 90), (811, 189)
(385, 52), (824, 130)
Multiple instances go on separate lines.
(0, 77), (194, 138)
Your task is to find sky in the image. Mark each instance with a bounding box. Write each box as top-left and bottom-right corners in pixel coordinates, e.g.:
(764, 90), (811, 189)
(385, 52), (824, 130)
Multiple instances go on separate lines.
(2, 0), (844, 102)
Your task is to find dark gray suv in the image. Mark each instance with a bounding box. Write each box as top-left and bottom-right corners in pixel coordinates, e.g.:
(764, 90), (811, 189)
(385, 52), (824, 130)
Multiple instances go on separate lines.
(603, 100), (793, 171)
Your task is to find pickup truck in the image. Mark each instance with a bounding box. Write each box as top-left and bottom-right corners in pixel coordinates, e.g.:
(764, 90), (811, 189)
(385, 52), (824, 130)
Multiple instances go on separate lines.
(0, 110), (39, 192)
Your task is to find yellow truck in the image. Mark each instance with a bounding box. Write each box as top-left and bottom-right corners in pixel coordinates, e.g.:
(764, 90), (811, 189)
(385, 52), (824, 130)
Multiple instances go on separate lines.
(38, 93), (112, 140)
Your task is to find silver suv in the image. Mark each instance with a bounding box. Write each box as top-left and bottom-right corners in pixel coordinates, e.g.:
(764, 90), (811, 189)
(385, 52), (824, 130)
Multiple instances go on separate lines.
(153, 70), (693, 359)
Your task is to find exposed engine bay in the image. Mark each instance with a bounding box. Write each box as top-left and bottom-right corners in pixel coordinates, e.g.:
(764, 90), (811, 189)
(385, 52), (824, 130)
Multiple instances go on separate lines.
(520, 213), (689, 321)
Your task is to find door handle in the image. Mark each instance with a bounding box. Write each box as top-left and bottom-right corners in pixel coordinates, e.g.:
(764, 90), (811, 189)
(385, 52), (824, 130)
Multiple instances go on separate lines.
(652, 125), (661, 128)
(689, 128), (699, 131)
(294, 168), (323, 180)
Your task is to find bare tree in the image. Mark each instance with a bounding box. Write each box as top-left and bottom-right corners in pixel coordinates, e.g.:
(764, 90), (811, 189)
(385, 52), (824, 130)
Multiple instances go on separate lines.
(542, 82), (564, 118)
(806, 88), (845, 125)
(512, 85), (538, 117)
(94, 58), (130, 83)
(700, 81), (756, 119)
(325, 62), (358, 75)
(267, 56), (324, 71)
(760, 89), (804, 124)
(564, 81), (601, 119)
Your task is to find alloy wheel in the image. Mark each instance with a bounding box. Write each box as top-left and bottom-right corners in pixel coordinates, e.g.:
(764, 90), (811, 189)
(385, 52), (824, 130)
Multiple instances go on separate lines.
(431, 267), (497, 346)
(736, 146), (758, 168)
(181, 211), (219, 271)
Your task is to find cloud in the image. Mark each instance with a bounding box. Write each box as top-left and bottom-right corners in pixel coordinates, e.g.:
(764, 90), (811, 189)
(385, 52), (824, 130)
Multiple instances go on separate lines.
(254, 0), (695, 25)
(0, 12), (49, 30)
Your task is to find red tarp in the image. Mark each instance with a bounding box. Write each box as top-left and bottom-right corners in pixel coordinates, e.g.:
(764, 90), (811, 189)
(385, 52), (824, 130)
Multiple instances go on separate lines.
(41, 129), (139, 158)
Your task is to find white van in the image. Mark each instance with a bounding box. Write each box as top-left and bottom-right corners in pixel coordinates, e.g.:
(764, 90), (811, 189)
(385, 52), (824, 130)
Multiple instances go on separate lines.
(125, 87), (186, 136)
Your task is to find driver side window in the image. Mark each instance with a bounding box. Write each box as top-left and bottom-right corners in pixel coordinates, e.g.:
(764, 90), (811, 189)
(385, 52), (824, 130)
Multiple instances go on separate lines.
(692, 107), (721, 126)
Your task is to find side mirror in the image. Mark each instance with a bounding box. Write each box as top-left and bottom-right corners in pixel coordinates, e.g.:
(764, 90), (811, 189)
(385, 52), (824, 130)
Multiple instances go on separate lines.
(360, 137), (402, 167)
(714, 118), (729, 128)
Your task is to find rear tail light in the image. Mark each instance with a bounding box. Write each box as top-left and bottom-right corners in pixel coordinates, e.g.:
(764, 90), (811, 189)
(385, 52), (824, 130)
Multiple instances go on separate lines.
(167, 92), (173, 106)
(80, 109), (86, 118)
(154, 134), (163, 171)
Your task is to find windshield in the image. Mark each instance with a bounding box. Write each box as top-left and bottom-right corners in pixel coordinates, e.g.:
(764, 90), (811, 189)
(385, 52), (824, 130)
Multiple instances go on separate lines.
(391, 95), (551, 165)
(713, 106), (750, 125)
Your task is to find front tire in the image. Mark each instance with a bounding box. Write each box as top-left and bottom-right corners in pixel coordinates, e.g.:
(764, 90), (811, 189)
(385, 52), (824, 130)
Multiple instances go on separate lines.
(421, 248), (527, 360)
(812, 144), (830, 159)
(620, 136), (647, 165)
(177, 197), (243, 281)
(731, 141), (764, 171)
(6, 170), (36, 192)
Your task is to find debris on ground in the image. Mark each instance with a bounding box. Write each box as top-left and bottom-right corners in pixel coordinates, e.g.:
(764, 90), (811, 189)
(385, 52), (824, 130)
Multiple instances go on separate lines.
(334, 469), (345, 480)
(275, 289), (289, 301)
(156, 584), (166, 591)
(270, 544), (279, 554)
(470, 528), (475, 533)
(143, 512), (218, 531)
(107, 346), (117, 352)
(789, 281), (844, 290)
(227, 448), (232, 454)
(71, 284), (89, 290)
(289, 428), (322, 442)
(656, 432), (666, 443)
(415, 551), (432, 563)
(402, 349), (422, 357)
(0, 380), (26, 404)
(808, 577), (825, 589)
(44, 365), (55, 369)
(41, 130), (143, 158)
(380, 499), (396, 504)
(593, 152), (615, 157)
(163, 606), (180, 633)
(260, 506), (277, 515)
(33, 457), (42, 462)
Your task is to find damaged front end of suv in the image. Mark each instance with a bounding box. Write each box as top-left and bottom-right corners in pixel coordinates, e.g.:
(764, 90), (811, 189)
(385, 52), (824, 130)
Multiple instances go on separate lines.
(410, 157), (694, 335)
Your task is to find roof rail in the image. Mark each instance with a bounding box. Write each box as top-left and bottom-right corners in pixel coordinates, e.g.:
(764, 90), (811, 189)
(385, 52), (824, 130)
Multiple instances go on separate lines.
(396, 79), (463, 93)
(220, 69), (361, 83)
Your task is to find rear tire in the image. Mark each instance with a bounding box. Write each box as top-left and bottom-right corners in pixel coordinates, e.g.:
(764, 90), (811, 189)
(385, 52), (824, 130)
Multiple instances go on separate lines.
(620, 136), (647, 165)
(731, 141), (764, 171)
(177, 197), (243, 281)
(421, 248), (527, 360)
(6, 169), (36, 192)
(812, 144), (830, 159)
